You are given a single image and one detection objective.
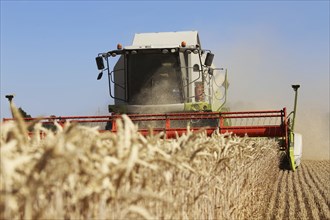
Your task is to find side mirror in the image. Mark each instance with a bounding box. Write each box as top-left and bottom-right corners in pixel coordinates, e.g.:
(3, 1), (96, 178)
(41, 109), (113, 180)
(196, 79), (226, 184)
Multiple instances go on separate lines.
(97, 72), (103, 80)
(96, 56), (105, 70)
(208, 68), (214, 75)
(204, 52), (214, 67)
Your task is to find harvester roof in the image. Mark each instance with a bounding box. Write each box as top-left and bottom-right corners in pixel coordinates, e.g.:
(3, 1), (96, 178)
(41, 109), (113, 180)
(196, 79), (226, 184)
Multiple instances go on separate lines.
(124, 31), (201, 49)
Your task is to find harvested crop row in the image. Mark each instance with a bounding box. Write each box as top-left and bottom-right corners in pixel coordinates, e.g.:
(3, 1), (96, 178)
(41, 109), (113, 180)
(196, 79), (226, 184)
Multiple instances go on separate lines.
(293, 164), (309, 220)
(1, 112), (280, 219)
(265, 160), (330, 220)
(304, 162), (329, 205)
(306, 160), (330, 206)
(303, 164), (329, 219)
(264, 166), (283, 220)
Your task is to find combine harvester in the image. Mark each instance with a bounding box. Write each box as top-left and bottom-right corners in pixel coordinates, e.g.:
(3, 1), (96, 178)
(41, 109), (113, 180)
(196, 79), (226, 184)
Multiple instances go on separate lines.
(3, 31), (302, 170)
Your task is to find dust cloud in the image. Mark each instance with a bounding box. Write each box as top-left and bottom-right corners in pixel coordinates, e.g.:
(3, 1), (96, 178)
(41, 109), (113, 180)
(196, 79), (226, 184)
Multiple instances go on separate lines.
(296, 109), (329, 160)
(133, 79), (180, 106)
(130, 62), (182, 110)
(208, 27), (329, 160)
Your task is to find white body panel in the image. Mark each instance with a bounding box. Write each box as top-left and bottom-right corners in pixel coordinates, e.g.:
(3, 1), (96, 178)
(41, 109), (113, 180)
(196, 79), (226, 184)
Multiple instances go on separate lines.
(210, 70), (225, 111)
(131, 31), (200, 48)
(294, 132), (303, 167)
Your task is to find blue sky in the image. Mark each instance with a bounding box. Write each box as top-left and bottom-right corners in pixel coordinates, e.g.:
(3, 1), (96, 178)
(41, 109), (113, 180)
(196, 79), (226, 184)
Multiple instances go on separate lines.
(1, 1), (329, 120)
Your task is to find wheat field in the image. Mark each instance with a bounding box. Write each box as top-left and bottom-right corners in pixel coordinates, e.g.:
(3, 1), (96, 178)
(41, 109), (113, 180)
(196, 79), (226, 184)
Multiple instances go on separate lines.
(1, 109), (329, 219)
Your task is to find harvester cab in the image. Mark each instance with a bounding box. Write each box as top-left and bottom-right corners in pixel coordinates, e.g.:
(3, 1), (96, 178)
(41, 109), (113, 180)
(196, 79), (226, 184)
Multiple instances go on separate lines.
(95, 31), (228, 114)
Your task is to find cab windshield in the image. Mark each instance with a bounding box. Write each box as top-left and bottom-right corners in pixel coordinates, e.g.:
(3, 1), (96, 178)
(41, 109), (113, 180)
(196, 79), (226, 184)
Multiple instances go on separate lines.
(127, 51), (182, 105)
